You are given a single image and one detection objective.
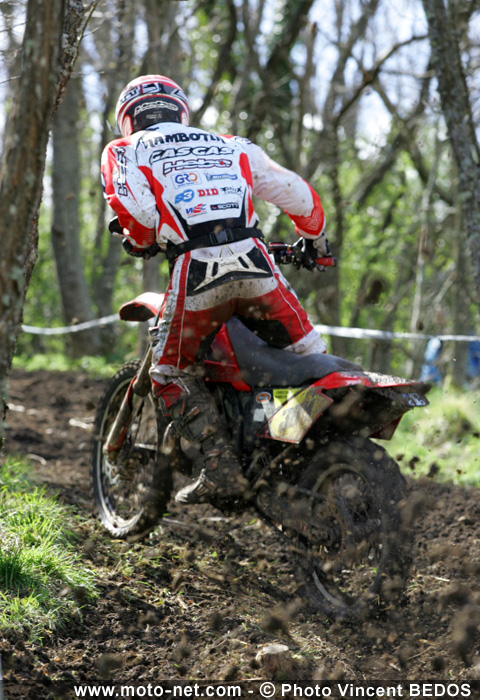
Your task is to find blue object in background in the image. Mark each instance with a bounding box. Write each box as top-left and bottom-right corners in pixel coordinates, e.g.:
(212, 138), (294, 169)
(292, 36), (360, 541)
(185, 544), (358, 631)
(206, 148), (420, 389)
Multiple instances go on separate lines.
(420, 337), (443, 384)
(467, 340), (480, 380)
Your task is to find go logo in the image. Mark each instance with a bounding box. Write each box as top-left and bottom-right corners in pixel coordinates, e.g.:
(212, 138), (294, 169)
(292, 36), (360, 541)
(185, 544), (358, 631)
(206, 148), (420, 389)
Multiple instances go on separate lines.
(174, 172), (200, 186)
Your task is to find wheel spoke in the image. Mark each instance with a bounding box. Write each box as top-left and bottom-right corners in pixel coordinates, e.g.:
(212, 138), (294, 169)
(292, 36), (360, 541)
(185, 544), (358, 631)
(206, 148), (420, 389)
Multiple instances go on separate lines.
(92, 362), (171, 538)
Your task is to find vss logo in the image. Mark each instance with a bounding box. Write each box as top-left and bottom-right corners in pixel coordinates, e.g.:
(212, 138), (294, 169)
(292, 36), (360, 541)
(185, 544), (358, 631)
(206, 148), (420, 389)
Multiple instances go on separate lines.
(173, 172), (201, 187)
(185, 204), (207, 216)
(175, 189), (195, 204)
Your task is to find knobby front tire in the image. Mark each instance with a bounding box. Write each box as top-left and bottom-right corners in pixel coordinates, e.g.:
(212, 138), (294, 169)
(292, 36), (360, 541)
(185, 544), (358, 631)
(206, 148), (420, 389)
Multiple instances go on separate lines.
(91, 361), (172, 539)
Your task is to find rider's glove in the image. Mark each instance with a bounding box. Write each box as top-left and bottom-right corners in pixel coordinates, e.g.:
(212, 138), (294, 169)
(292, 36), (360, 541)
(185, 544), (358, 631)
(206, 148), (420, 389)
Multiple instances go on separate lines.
(295, 226), (331, 256)
(109, 217), (124, 235)
(301, 240), (320, 270)
(299, 238), (333, 271)
(122, 238), (160, 260)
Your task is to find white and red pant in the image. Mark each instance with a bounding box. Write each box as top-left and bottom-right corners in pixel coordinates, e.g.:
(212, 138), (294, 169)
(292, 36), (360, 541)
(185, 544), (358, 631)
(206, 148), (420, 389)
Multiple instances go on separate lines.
(150, 239), (326, 407)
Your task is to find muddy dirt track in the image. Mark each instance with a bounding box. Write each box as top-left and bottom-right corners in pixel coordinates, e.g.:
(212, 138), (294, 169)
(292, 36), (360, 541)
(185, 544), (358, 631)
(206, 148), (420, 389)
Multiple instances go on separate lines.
(3, 368), (480, 696)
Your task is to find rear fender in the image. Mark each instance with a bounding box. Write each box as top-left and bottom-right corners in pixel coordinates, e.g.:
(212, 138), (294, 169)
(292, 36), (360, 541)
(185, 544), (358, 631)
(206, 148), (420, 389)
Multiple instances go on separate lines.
(321, 374), (430, 441)
(119, 292), (165, 322)
(318, 370), (431, 397)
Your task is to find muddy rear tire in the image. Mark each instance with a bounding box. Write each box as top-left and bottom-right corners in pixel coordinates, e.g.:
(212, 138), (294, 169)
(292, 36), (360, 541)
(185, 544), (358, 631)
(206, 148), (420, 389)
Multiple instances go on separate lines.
(295, 436), (412, 620)
(91, 362), (172, 539)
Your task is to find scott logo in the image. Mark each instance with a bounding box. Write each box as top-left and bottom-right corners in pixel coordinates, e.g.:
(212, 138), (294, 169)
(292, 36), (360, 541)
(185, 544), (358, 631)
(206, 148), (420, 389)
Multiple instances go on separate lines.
(185, 204), (207, 216)
(210, 202), (238, 211)
(198, 188), (219, 197)
(175, 189), (195, 204)
(173, 172), (201, 187)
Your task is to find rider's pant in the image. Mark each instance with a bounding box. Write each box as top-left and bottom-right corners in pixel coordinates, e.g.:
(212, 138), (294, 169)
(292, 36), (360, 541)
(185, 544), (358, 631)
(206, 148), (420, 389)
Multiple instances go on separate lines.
(150, 239), (326, 389)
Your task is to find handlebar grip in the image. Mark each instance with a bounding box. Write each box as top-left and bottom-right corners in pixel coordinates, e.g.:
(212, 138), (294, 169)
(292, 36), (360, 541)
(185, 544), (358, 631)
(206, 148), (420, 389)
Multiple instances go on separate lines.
(316, 256), (337, 267)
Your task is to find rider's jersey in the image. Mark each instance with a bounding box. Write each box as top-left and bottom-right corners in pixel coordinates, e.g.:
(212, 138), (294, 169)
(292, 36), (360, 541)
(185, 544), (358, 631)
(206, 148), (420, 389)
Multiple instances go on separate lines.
(101, 122), (326, 255)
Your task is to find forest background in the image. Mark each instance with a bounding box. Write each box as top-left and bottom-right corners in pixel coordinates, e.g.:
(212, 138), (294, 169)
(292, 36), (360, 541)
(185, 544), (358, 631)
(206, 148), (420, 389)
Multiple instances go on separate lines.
(1, 0), (480, 390)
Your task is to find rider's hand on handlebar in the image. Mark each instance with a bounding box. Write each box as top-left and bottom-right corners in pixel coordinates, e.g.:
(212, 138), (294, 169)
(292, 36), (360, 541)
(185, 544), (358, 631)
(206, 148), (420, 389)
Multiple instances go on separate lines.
(122, 238), (160, 260)
(298, 239), (334, 271)
(269, 239), (336, 270)
(109, 216), (124, 235)
(109, 217), (159, 260)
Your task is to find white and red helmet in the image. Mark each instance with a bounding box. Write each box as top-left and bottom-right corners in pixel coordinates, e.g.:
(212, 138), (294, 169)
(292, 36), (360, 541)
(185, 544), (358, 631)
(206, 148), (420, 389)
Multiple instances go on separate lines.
(115, 74), (190, 136)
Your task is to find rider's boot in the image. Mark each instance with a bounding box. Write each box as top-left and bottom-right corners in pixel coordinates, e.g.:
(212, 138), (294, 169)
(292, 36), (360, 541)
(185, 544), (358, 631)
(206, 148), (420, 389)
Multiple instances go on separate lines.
(155, 377), (248, 505)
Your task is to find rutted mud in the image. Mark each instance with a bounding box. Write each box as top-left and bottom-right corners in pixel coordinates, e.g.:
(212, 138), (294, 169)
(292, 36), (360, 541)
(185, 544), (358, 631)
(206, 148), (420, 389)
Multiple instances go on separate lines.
(3, 368), (480, 692)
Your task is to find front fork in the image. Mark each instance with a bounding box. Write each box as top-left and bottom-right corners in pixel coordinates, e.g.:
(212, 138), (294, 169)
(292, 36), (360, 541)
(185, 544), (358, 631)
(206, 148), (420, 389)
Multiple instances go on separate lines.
(104, 347), (153, 462)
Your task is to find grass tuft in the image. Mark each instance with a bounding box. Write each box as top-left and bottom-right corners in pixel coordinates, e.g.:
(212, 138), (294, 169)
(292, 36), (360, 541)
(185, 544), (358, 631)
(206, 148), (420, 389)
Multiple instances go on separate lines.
(12, 352), (119, 378)
(0, 456), (97, 640)
(386, 385), (480, 485)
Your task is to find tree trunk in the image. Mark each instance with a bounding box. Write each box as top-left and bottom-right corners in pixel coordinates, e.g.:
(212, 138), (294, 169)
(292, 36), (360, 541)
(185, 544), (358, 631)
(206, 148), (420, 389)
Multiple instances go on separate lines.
(0, 0), (88, 443)
(451, 191), (472, 386)
(52, 76), (102, 357)
(421, 0), (480, 299)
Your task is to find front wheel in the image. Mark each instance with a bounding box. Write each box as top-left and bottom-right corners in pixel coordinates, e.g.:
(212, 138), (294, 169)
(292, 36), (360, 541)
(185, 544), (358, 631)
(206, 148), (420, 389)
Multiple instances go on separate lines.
(91, 362), (172, 539)
(295, 437), (412, 620)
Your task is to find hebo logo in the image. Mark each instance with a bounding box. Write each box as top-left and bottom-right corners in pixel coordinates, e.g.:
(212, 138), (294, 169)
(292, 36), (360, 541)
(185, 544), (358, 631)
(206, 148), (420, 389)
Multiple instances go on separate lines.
(173, 172), (202, 188)
(163, 158), (233, 174)
(175, 189), (195, 204)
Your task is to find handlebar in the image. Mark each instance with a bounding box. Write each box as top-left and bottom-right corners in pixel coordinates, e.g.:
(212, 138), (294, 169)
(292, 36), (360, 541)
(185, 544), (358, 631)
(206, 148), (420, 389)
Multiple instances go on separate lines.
(268, 241), (337, 270)
(110, 216), (335, 270)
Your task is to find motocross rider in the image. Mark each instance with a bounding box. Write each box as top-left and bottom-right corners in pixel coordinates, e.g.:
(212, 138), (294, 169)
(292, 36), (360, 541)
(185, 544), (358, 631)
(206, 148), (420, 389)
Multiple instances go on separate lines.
(101, 74), (330, 505)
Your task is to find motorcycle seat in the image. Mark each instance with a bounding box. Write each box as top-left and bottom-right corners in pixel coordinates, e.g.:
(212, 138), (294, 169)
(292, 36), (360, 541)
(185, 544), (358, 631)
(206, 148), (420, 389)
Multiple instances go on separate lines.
(225, 317), (363, 387)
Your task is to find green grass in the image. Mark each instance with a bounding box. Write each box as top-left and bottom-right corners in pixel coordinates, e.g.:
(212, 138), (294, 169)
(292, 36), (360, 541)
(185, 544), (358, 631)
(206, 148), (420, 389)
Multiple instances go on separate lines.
(12, 352), (118, 378)
(386, 385), (480, 486)
(0, 456), (97, 640)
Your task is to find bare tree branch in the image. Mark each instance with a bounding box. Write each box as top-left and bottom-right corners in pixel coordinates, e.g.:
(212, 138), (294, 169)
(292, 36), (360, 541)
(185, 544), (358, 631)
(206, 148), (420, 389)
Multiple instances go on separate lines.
(334, 34), (428, 126)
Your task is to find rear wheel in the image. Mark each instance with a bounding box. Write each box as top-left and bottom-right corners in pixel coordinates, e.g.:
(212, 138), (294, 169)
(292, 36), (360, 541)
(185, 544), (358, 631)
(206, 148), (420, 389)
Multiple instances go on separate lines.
(295, 437), (411, 619)
(91, 362), (172, 539)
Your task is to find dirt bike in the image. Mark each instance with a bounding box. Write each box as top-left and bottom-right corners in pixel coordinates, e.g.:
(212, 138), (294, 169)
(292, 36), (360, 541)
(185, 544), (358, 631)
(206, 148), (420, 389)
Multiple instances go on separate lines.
(91, 238), (430, 620)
